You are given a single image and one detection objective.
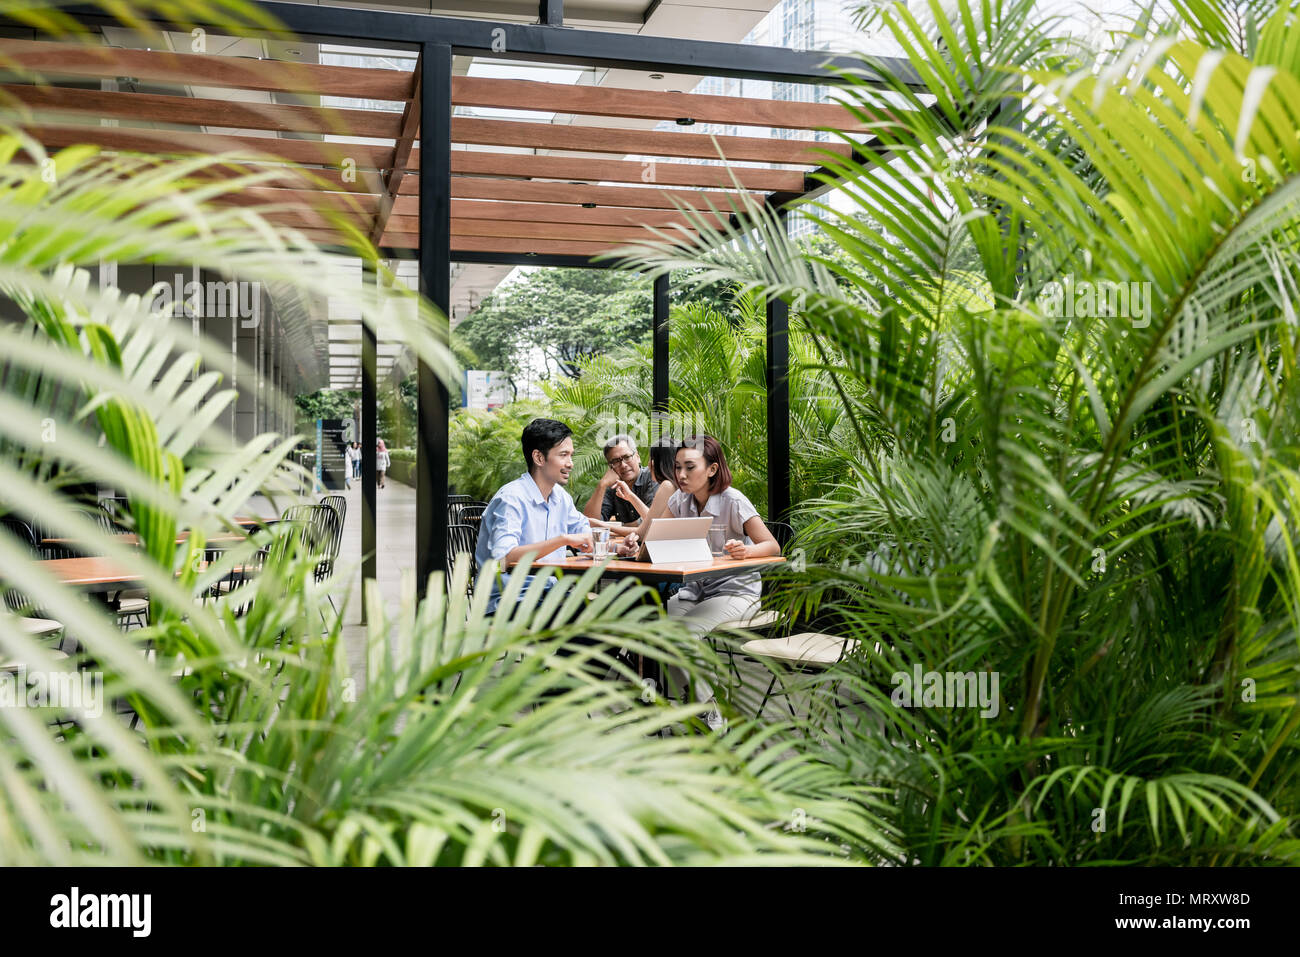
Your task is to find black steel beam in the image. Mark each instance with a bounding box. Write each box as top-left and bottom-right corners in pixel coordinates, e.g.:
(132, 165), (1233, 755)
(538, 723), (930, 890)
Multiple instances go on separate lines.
(44, 3), (923, 88)
(539, 0), (563, 27)
(652, 272), (669, 415)
(417, 41), (452, 592)
(765, 216), (790, 524)
(361, 259), (377, 625)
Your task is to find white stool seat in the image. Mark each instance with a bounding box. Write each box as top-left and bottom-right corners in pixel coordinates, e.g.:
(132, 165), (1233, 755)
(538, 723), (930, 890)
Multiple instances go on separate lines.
(117, 597), (149, 613)
(741, 632), (858, 667)
(717, 609), (781, 630)
(17, 617), (63, 637)
(1, 648), (70, 671)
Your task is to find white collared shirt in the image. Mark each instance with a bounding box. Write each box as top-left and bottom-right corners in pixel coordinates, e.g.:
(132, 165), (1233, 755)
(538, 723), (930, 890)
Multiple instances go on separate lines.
(476, 471), (590, 611)
(668, 485), (762, 601)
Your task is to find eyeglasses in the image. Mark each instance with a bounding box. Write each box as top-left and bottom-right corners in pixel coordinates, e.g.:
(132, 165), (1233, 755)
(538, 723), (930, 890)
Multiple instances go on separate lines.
(607, 452), (637, 467)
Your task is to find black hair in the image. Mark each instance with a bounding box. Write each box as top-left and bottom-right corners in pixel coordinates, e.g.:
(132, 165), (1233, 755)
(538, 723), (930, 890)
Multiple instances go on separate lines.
(522, 418), (572, 473)
(649, 436), (678, 485)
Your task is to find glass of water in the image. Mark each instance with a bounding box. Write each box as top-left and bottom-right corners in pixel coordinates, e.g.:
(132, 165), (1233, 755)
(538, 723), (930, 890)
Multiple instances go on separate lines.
(708, 523), (728, 557)
(592, 526), (611, 559)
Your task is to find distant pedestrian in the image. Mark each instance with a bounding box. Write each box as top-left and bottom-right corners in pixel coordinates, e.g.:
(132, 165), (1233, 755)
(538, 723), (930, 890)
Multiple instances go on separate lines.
(351, 441), (362, 481)
(377, 438), (390, 489)
(343, 441), (358, 489)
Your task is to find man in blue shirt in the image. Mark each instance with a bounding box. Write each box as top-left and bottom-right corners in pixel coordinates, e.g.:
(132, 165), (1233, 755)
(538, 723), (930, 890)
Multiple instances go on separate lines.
(475, 418), (593, 614)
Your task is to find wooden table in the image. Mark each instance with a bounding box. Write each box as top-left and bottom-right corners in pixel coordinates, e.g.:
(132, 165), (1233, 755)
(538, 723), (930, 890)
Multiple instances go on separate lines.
(43, 530), (248, 547)
(38, 557), (144, 593)
(521, 555), (786, 585)
(38, 557), (249, 593)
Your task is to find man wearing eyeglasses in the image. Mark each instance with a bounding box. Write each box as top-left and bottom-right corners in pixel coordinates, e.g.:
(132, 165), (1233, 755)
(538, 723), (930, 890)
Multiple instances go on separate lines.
(582, 434), (659, 527)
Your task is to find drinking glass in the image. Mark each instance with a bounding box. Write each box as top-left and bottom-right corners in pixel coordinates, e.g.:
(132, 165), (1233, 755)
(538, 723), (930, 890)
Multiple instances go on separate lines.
(592, 526), (611, 559)
(708, 523), (728, 557)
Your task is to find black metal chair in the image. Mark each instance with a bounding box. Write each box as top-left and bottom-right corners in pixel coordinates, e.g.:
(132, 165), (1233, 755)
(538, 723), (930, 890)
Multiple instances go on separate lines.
(98, 496), (133, 530)
(446, 523), (478, 599)
(281, 505), (342, 620)
(459, 503), (487, 533)
(321, 494), (347, 532)
(218, 519), (311, 620)
(448, 494), (485, 526)
(317, 496), (347, 612)
(1, 516), (65, 647)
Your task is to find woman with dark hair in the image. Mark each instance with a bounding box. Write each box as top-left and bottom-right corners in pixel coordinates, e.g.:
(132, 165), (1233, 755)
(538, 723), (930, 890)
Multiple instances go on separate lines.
(616, 436), (679, 557)
(665, 434), (779, 730)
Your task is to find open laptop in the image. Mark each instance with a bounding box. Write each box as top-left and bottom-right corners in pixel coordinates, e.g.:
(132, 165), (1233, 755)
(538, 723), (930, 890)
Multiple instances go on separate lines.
(635, 516), (712, 563)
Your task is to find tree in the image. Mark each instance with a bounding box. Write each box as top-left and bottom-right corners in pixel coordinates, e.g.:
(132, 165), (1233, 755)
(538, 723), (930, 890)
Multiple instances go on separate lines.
(294, 388), (359, 435)
(454, 268), (653, 379)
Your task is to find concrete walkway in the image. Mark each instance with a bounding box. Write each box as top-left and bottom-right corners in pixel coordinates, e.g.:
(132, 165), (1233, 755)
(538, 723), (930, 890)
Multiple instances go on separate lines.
(331, 478), (417, 685)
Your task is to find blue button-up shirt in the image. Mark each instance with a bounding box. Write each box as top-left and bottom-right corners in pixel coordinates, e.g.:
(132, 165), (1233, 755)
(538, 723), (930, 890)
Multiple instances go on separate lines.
(474, 471), (590, 612)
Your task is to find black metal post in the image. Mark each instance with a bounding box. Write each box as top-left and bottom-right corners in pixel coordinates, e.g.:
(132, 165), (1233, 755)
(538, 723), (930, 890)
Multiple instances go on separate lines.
(361, 260), (378, 625)
(652, 272), (669, 419)
(765, 221), (790, 524)
(417, 42), (452, 593)
(539, 0), (563, 26)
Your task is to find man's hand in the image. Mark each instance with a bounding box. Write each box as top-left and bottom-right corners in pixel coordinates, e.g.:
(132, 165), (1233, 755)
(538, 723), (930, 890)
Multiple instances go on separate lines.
(565, 532), (594, 553)
(598, 467), (618, 488)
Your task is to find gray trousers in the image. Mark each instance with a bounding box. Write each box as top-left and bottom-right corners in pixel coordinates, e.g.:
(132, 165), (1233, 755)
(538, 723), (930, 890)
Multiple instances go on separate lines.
(665, 593), (758, 703)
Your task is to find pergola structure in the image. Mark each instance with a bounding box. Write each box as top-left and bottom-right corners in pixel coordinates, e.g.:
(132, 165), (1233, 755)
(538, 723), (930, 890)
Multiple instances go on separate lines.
(1, 1), (923, 595)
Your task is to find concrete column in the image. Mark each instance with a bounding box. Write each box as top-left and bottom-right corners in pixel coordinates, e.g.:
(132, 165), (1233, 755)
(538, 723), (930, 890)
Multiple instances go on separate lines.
(200, 268), (237, 443)
(235, 292), (258, 444)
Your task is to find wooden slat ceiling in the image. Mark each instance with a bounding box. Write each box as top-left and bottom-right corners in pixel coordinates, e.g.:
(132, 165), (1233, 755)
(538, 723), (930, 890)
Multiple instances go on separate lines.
(0, 37), (875, 258)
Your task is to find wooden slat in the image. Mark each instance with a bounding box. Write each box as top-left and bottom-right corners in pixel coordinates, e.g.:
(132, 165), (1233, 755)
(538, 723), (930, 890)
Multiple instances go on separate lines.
(260, 207), (415, 233)
(182, 163), (390, 196)
(0, 83), (402, 138)
(454, 76), (878, 132)
(444, 150), (804, 191)
(23, 123), (395, 172)
(448, 177), (763, 210)
(451, 198), (725, 228)
(450, 235), (628, 257)
(451, 218), (692, 242)
(0, 38), (413, 100)
(295, 230), (637, 258)
(451, 117), (850, 165)
(213, 187), (382, 215)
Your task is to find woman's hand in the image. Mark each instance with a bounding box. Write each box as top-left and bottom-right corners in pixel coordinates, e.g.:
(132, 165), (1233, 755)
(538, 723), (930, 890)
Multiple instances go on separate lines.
(723, 539), (749, 560)
(617, 533), (640, 557)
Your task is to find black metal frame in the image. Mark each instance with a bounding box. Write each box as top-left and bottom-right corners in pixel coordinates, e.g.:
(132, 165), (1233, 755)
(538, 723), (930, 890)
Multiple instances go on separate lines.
(652, 273), (670, 415)
(26, 1), (924, 597)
